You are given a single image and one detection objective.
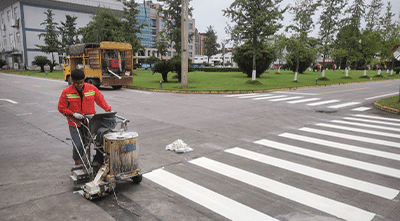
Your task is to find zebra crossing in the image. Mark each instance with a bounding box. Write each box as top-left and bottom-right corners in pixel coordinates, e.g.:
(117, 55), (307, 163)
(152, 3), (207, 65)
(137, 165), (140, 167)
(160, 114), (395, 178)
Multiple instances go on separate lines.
(224, 93), (369, 111)
(144, 114), (400, 221)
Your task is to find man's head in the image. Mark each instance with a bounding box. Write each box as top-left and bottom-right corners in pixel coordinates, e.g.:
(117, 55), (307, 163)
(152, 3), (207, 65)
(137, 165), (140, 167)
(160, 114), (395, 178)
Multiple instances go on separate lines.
(71, 69), (85, 92)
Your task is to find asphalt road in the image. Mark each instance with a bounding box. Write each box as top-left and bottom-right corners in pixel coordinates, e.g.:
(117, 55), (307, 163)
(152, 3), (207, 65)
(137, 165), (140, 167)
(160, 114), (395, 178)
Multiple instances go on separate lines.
(0, 72), (399, 221)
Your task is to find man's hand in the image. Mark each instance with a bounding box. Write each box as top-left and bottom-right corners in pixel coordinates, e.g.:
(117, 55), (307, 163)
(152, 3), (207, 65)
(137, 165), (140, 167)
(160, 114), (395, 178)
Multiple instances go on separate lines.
(73, 112), (85, 120)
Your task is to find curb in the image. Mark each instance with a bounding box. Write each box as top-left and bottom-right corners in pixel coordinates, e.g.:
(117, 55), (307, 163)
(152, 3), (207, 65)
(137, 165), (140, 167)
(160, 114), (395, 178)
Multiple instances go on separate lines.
(374, 102), (400, 115)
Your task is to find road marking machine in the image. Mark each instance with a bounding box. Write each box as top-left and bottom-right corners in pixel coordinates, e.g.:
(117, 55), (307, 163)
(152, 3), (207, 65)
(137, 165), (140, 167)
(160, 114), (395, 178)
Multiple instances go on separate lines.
(69, 112), (142, 200)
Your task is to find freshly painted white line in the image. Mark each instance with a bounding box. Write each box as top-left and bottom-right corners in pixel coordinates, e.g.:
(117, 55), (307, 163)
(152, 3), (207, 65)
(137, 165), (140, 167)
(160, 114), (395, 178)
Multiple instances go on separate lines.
(287, 97), (320, 104)
(144, 169), (277, 221)
(226, 147), (399, 200)
(48, 110), (59, 113)
(328, 102), (361, 109)
(331, 120), (400, 132)
(354, 114), (400, 122)
(190, 157), (376, 221)
(299, 127), (400, 148)
(273, 91), (318, 95)
(0, 98), (18, 104)
(315, 123), (399, 139)
(279, 132), (400, 162)
(307, 100), (340, 106)
(351, 107), (371, 111)
(364, 92), (398, 100)
(254, 139), (400, 178)
(224, 93), (257, 97)
(343, 117), (400, 127)
(16, 113), (32, 116)
(127, 89), (152, 94)
(268, 96), (303, 102)
(238, 94), (273, 99)
(253, 95), (287, 100)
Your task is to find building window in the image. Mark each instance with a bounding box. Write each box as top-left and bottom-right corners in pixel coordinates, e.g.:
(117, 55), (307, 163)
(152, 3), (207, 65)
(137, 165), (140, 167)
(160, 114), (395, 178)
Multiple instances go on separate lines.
(168, 51), (171, 56)
(189, 45), (192, 50)
(189, 23), (193, 30)
(16, 32), (20, 44)
(13, 7), (18, 19)
(189, 52), (192, 57)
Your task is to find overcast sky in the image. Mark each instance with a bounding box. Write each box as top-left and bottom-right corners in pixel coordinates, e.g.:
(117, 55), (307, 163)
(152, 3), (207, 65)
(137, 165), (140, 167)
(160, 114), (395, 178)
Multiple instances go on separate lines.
(151, 0), (400, 46)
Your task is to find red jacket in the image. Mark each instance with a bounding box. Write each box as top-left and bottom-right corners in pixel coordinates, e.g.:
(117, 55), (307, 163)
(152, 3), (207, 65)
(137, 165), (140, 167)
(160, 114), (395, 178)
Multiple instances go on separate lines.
(58, 83), (112, 127)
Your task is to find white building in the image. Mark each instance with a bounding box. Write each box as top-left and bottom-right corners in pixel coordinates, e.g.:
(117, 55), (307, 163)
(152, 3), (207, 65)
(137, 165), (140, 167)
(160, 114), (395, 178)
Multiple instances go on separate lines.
(0, 0), (196, 69)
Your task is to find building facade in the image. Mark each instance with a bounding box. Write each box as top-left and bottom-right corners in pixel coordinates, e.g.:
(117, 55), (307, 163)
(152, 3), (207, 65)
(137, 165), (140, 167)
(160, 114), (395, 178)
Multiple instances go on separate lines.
(0, 0), (196, 69)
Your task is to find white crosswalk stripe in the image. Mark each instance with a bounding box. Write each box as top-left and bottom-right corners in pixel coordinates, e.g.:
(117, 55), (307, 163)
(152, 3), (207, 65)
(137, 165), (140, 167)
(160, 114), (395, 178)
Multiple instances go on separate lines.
(223, 94), (372, 111)
(145, 114), (399, 221)
(190, 157), (376, 221)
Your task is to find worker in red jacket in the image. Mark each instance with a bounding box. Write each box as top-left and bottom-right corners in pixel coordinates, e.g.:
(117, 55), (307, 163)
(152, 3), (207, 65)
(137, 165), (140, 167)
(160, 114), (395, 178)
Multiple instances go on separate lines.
(58, 69), (112, 165)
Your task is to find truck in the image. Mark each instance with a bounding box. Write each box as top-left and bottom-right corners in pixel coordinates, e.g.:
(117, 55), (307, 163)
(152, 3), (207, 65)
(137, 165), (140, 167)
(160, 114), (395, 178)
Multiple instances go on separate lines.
(63, 41), (134, 89)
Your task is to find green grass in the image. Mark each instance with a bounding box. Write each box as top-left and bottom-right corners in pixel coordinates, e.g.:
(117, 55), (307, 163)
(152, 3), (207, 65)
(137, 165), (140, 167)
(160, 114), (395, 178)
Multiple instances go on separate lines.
(130, 69), (400, 91)
(1, 70), (64, 80)
(2, 68), (399, 92)
(376, 95), (400, 110)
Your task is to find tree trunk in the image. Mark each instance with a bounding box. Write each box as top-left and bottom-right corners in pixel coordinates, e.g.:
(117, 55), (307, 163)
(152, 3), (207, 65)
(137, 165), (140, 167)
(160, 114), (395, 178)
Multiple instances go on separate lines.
(252, 36), (257, 81)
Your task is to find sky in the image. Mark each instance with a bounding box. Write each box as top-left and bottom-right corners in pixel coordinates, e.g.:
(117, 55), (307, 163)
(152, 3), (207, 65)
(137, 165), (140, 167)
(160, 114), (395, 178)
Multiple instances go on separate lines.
(151, 0), (400, 46)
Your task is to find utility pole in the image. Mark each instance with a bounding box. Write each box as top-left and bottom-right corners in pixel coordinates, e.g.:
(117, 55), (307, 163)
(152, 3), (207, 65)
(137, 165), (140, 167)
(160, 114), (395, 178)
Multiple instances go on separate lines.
(181, 0), (188, 88)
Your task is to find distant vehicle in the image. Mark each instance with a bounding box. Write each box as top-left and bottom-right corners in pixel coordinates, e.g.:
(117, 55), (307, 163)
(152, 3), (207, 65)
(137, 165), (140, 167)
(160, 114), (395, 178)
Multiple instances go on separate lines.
(63, 42), (134, 89)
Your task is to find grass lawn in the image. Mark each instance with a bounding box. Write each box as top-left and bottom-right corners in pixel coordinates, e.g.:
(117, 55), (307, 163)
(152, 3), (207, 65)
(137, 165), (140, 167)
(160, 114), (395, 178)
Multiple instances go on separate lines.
(1, 69), (64, 80)
(130, 69), (400, 91)
(376, 95), (400, 110)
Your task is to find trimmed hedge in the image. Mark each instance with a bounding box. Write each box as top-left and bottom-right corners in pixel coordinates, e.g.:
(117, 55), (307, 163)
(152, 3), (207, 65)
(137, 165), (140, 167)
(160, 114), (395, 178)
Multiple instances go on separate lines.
(196, 67), (241, 72)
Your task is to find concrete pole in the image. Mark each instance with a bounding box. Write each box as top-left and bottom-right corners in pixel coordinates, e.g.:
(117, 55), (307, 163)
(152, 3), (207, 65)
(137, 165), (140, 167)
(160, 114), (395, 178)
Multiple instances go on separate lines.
(181, 0), (189, 88)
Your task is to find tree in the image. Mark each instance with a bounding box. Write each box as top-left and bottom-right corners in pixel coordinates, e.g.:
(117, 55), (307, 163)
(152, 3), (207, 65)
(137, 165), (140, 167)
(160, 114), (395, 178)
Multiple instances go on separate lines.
(232, 41), (277, 78)
(286, 0), (320, 81)
(318, 0), (346, 70)
(154, 32), (168, 59)
(32, 56), (51, 72)
(58, 14), (80, 53)
(365, 0), (384, 32)
(36, 9), (60, 72)
(81, 9), (126, 43)
(224, 0), (286, 80)
(0, 58), (6, 69)
(152, 59), (174, 82)
(379, 2), (400, 71)
(157, 0), (193, 55)
(204, 26), (220, 64)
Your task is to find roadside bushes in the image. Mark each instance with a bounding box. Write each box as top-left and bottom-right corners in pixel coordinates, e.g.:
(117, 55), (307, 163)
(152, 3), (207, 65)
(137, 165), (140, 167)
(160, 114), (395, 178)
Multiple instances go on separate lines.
(196, 67), (241, 72)
(232, 41), (277, 78)
(285, 49), (315, 74)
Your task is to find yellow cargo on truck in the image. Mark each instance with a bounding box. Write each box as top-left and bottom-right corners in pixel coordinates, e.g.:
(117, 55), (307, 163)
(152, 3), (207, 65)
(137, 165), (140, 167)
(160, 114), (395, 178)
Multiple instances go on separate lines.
(63, 41), (133, 89)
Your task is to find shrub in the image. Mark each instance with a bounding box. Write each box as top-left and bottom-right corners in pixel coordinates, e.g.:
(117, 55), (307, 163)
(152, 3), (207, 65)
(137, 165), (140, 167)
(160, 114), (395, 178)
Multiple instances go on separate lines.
(232, 41), (277, 78)
(196, 67), (241, 72)
(286, 49), (314, 74)
(152, 60), (174, 82)
(394, 67), (400, 74)
(0, 58), (6, 69)
(32, 56), (51, 72)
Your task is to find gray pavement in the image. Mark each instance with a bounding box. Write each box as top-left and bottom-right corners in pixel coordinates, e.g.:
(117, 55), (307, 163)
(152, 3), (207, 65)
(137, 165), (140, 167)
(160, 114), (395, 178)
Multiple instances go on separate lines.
(0, 72), (399, 220)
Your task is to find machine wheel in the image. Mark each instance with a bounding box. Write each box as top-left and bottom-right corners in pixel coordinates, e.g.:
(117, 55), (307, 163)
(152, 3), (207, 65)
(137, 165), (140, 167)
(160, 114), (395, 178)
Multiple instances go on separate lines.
(87, 78), (100, 88)
(112, 85), (123, 90)
(67, 76), (72, 85)
(131, 174), (142, 184)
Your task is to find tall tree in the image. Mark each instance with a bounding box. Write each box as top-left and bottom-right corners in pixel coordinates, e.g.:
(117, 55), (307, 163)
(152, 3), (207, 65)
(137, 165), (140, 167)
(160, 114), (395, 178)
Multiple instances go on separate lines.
(81, 8), (126, 43)
(58, 14), (80, 53)
(318, 0), (346, 69)
(339, 0), (365, 67)
(379, 2), (399, 71)
(36, 9), (60, 72)
(154, 32), (168, 59)
(157, 0), (193, 55)
(286, 0), (320, 81)
(224, 0), (286, 80)
(365, 0), (384, 32)
(203, 26), (220, 64)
